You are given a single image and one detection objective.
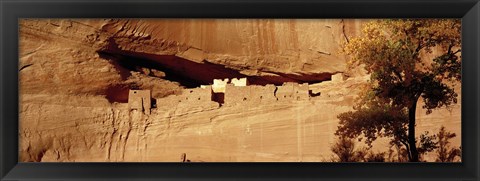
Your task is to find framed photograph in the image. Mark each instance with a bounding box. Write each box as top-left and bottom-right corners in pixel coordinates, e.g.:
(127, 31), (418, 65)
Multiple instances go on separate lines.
(1, 0), (479, 180)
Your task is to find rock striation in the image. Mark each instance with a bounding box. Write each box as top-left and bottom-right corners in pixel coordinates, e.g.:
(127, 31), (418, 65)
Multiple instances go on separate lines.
(19, 19), (460, 162)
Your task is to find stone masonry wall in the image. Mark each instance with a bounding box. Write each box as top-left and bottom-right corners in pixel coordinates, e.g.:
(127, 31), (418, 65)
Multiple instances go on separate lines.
(128, 90), (151, 114)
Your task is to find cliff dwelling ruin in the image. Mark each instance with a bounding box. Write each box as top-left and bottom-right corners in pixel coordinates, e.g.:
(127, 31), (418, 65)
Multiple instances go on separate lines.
(128, 90), (152, 115)
(97, 49), (336, 89)
(127, 77), (334, 115)
(18, 19), (461, 163)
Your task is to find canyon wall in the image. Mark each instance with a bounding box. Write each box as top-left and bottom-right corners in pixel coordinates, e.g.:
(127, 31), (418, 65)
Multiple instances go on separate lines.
(18, 19), (461, 162)
(98, 19), (362, 76)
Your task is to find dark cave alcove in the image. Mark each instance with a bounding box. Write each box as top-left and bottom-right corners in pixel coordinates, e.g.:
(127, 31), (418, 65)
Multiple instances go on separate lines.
(97, 42), (335, 103)
(99, 49), (333, 88)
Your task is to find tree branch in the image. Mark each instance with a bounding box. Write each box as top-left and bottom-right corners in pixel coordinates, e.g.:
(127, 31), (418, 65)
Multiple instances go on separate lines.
(393, 70), (404, 82)
(399, 139), (412, 161)
(413, 38), (422, 58)
(452, 49), (461, 55)
(447, 42), (454, 54)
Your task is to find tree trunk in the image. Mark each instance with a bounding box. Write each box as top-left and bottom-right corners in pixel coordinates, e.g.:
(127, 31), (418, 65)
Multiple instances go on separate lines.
(408, 102), (419, 162)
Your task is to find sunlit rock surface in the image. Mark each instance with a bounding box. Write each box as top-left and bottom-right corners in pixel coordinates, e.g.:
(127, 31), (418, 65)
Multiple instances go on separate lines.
(19, 19), (460, 162)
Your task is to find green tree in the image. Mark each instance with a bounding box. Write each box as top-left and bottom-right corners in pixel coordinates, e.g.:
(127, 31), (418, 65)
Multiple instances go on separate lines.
(337, 19), (461, 162)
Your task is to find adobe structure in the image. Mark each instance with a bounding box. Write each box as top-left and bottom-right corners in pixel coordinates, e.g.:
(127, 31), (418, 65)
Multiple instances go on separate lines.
(132, 77), (341, 113)
(212, 78), (230, 93)
(128, 90), (152, 115)
(154, 85), (219, 111)
(331, 73), (344, 82)
(230, 78), (248, 86)
(275, 82), (309, 101)
(174, 77), (312, 106)
(224, 84), (277, 105)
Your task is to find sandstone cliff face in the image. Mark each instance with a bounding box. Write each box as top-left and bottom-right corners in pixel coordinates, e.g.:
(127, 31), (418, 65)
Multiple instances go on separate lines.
(19, 19), (460, 162)
(98, 19), (361, 78)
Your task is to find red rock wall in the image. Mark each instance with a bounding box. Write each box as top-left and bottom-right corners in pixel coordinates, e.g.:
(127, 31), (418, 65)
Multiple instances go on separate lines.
(19, 19), (461, 162)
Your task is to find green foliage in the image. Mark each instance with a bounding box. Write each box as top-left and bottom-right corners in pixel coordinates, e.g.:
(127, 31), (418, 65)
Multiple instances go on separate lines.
(338, 19), (461, 162)
(344, 19), (461, 113)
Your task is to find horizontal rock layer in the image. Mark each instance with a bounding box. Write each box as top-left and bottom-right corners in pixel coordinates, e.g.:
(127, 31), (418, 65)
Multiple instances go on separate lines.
(18, 19), (461, 162)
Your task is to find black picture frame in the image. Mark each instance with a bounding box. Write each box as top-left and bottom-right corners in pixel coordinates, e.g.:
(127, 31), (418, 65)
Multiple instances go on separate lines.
(1, 0), (479, 180)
